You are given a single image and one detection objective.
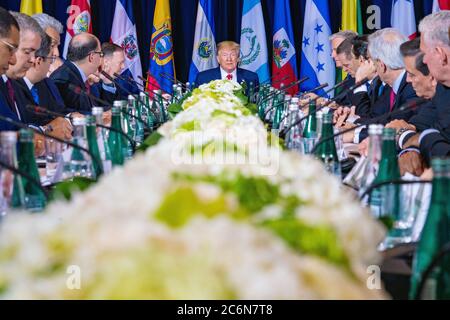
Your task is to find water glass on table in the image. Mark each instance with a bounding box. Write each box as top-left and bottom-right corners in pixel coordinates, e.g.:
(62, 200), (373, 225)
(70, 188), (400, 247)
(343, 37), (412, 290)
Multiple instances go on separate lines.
(45, 138), (63, 180)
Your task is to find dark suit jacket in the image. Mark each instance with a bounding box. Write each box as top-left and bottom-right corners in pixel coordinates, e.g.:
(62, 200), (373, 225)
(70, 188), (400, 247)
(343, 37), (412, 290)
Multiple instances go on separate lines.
(50, 60), (94, 113)
(420, 131), (450, 165)
(349, 76), (385, 118)
(357, 72), (417, 141)
(91, 81), (122, 108)
(12, 78), (70, 126)
(194, 67), (260, 93)
(334, 74), (355, 106)
(0, 78), (23, 131)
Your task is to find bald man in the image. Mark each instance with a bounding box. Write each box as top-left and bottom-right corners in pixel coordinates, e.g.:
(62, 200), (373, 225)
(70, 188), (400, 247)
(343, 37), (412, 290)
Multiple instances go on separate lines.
(51, 32), (104, 113)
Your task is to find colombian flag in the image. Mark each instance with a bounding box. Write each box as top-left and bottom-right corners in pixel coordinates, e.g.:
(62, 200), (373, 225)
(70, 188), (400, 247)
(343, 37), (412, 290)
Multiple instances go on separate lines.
(147, 0), (176, 94)
(20, 0), (43, 15)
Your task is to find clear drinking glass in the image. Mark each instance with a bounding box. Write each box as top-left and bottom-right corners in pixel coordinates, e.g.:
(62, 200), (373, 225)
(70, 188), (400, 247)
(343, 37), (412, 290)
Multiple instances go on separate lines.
(45, 138), (63, 180)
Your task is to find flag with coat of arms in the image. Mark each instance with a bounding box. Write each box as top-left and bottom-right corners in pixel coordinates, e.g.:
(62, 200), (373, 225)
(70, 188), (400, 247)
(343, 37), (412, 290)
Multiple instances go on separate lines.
(147, 0), (175, 94)
(62, 0), (92, 59)
(189, 0), (218, 84)
(391, 0), (417, 39)
(272, 0), (298, 95)
(239, 0), (269, 84)
(300, 0), (335, 98)
(110, 0), (143, 87)
(433, 0), (450, 11)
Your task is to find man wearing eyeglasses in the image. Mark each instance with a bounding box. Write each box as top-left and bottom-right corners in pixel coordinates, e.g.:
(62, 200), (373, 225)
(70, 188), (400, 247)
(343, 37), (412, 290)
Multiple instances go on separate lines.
(12, 33), (73, 141)
(51, 32), (104, 113)
(0, 7), (20, 132)
(194, 41), (259, 92)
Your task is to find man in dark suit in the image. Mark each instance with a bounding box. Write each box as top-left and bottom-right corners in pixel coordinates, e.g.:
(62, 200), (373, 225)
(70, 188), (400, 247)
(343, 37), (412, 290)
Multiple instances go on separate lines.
(341, 28), (418, 144)
(91, 42), (127, 106)
(194, 41), (259, 92)
(12, 32), (72, 140)
(0, 8), (20, 132)
(51, 32), (103, 113)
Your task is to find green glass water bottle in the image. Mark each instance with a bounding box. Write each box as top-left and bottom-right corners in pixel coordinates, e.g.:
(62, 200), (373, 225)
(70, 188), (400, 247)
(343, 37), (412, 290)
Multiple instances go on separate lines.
(314, 113), (340, 176)
(86, 115), (104, 178)
(303, 100), (317, 138)
(410, 158), (450, 300)
(108, 103), (125, 166)
(369, 128), (400, 223)
(16, 129), (46, 212)
(92, 107), (112, 174)
(272, 92), (285, 130)
(129, 95), (144, 145)
(119, 100), (134, 159)
(0, 132), (25, 212)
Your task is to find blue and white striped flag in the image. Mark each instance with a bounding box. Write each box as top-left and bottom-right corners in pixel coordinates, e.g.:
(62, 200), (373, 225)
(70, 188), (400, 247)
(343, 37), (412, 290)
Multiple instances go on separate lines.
(300, 0), (335, 98)
(239, 0), (269, 83)
(188, 0), (218, 84)
(111, 0), (143, 86)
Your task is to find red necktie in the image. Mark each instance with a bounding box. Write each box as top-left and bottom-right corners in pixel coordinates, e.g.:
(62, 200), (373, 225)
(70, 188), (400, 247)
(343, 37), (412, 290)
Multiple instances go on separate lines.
(85, 80), (91, 94)
(5, 79), (16, 107)
(226, 74), (233, 80)
(389, 90), (396, 112)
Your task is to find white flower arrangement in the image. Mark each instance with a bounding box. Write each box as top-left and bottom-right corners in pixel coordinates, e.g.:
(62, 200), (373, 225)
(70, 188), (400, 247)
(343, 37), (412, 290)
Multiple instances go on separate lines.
(0, 80), (388, 299)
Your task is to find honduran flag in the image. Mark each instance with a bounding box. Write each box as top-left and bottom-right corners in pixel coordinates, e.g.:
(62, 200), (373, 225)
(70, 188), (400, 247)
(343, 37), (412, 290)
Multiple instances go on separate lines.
(391, 0), (417, 39)
(272, 0), (298, 95)
(433, 0), (450, 12)
(188, 0), (218, 84)
(147, 0), (176, 94)
(62, 0), (92, 59)
(111, 0), (143, 89)
(300, 0), (335, 98)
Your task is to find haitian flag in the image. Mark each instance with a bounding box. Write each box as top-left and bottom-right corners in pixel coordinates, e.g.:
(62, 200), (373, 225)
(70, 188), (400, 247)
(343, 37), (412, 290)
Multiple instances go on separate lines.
(391, 0), (417, 39)
(147, 0), (175, 94)
(300, 0), (335, 98)
(62, 0), (92, 59)
(433, 0), (450, 11)
(111, 0), (143, 89)
(272, 0), (298, 95)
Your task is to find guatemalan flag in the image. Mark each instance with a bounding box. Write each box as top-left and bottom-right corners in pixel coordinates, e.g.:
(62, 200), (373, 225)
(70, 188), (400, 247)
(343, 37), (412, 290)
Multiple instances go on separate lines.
(433, 0), (450, 12)
(239, 0), (269, 84)
(272, 0), (298, 95)
(188, 0), (218, 84)
(391, 0), (417, 39)
(62, 0), (92, 59)
(147, 0), (175, 94)
(111, 0), (143, 88)
(300, 0), (335, 98)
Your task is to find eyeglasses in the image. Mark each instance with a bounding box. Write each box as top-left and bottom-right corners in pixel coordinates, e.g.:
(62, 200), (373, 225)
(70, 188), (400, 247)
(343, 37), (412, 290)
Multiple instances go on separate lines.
(90, 51), (105, 58)
(38, 55), (57, 63)
(0, 39), (19, 54)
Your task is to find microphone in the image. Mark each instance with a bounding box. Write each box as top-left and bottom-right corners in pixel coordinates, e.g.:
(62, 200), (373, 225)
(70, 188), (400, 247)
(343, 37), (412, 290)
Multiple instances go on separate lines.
(0, 114), (103, 178)
(113, 72), (146, 90)
(310, 98), (428, 154)
(280, 77), (365, 137)
(297, 83), (329, 98)
(259, 77), (309, 105)
(0, 158), (49, 200)
(251, 74), (289, 92)
(159, 72), (189, 90)
(67, 84), (155, 130)
(359, 179), (432, 202)
(140, 74), (171, 95)
(25, 105), (137, 154)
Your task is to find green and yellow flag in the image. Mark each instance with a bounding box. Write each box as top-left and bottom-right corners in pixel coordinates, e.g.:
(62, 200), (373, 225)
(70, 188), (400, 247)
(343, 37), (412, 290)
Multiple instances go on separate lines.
(339, 0), (363, 82)
(20, 0), (43, 16)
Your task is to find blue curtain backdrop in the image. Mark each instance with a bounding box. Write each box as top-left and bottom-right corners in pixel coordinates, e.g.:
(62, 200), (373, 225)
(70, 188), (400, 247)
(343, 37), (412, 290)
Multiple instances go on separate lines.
(0, 0), (435, 83)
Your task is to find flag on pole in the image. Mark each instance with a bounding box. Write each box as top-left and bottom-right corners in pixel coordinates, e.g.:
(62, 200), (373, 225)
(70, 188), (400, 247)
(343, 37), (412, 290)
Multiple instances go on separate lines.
(391, 0), (417, 39)
(111, 0), (143, 88)
(340, 0), (363, 81)
(147, 0), (175, 94)
(62, 0), (92, 59)
(20, 0), (43, 15)
(239, 0), (269, 84)
(300, 0), (335, 98)
(272, 0), (298, 95)
(188, 0), (217, 84)
(433, 0), (450, 12)
(341, 0), (363, 34)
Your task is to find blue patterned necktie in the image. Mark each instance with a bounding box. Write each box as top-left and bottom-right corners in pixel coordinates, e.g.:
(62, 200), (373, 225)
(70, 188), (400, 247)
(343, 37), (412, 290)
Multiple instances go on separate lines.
(30, 85), (40, 105)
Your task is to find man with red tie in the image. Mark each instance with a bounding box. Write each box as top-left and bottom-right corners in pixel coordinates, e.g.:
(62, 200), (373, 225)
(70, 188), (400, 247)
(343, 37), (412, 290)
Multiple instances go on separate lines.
(194, 41), (259, 92)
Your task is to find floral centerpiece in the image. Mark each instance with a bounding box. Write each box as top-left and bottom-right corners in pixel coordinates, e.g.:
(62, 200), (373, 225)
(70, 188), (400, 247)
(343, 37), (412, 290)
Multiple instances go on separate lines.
(0, 80), (387, 299)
